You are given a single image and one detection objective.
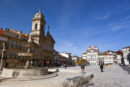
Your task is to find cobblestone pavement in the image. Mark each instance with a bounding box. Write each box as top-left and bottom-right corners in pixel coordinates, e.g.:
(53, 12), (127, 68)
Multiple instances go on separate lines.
(83, 65), (130, 87)
(120, 65), (130, 75)
(0, 65), (130, 87)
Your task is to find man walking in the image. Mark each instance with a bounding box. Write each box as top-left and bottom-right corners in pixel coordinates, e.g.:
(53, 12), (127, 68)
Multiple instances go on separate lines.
(121, 57), (125, 65)
(127, 53), (130, 65)
(81, 63), (85, 74)
(99, 61), (104, 72)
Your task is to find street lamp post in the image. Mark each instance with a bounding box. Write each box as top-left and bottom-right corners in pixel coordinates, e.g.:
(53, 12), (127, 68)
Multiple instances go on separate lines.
(0, 42), (5, 71)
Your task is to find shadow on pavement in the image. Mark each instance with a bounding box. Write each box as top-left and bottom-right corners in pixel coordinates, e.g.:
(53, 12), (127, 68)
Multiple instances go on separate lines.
(120, 65), (130, 75)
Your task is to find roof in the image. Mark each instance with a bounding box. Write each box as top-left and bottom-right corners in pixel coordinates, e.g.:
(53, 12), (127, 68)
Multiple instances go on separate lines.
(99, 52), (107, 55)
(106, 50), (115, 53)
(53, 49), (59, 53)
(21, 33), (28, 37)
(46, 30), (55, 43)
(5, 28), (28, 36)
(116, 50), (123, 55)
(66, 53), (71, 56)
(72, 56), (78, 57)
(0, 29), (5, 34)
(59, 55), (68, 59)
(87, 46), (99, 53)
(123, 46), (130, 49)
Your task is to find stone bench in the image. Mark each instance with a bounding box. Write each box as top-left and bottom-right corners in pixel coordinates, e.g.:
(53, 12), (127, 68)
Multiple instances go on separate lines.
(63, 74), (94, 87)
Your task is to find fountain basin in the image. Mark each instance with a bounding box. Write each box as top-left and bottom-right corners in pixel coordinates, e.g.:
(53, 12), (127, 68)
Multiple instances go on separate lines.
(0, 67), (48, 78)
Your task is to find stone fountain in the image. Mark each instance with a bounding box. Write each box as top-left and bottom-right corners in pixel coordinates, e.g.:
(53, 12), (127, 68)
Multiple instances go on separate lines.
(18, 34), (35, 69)
(0, 35), (49, 78)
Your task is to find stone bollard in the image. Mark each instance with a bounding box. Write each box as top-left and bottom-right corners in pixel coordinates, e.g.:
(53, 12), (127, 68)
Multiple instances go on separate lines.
(63, 74), (94, 87)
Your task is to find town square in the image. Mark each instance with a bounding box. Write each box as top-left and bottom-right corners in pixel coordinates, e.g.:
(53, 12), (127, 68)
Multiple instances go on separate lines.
(0, 0), (130, 87)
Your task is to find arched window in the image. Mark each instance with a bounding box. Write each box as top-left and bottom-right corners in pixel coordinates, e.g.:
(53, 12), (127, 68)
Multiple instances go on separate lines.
(35, 23), (38, 30)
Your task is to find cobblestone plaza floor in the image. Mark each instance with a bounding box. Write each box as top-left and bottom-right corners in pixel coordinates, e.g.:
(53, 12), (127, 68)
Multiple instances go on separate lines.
(85, 65), (130, 87)
(0, 65), (130, 87)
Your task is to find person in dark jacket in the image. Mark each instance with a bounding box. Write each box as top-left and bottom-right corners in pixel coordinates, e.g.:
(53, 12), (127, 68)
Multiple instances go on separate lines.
(64, 64), (67, 69)
(121, 57), (125, 65)
(81, 63), (85, 74)
(127, 53), (130, 65)
(99, 62), (104, 72)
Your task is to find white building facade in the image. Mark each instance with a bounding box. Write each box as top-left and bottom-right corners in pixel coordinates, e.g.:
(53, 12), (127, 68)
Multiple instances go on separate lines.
(115, 51), (123, 64)
(82, 46), (99, 65)
(59, 52), (72, 66)
(105, 50), (116, 64)
(122, 46), (130, 65)
(72, 56), (79, 66)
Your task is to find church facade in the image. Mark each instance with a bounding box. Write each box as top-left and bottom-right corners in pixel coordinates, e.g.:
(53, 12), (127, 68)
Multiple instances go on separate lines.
(82, 46), (99, 65)
(0, 10), (55, 68)
(30, 10), (55, 67)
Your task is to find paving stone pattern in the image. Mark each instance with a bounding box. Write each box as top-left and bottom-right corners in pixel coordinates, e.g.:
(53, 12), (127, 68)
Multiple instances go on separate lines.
(84, 65), (130, 87)
(0, 65), (130, 87)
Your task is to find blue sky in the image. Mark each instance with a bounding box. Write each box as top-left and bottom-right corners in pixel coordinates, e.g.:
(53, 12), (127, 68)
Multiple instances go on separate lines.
(0, 0), (130, 56)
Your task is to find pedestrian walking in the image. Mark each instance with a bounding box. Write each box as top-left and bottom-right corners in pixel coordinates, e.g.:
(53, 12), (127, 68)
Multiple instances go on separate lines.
(121, 57), (125, 65)
(64, 64), (67, 69)
(99, 61), (104, 72)
(81, 63), (85, 74)
(127, 53), (130, 65)
(46, 61), (49, 67)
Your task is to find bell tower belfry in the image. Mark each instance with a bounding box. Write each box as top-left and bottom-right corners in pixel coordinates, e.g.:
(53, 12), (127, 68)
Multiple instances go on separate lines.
(30, 9), (46, 45)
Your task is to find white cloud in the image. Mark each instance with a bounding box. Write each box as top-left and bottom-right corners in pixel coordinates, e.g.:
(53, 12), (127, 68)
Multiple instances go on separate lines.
(108, 16), (130, 31)
(96, 13), (111, 20)
(90, 12), (111, 20)
(111, 25), (128, 31)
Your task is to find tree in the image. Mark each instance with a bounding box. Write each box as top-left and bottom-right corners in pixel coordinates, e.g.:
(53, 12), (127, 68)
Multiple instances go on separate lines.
(76, 59), (89, 65)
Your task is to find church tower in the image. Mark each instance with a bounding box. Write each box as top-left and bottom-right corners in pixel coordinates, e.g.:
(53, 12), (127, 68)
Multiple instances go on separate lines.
(30, 9), (46, 45)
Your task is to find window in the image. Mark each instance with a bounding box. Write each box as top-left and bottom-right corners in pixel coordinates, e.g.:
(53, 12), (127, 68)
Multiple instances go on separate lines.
(35, 23), (38, 30)
(9, 40), (13, 48)
(0, 41), (2, 49)
(21, 43), (24, 50)
(13, 41), (16, 48)
(17, 42), (20, 49)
